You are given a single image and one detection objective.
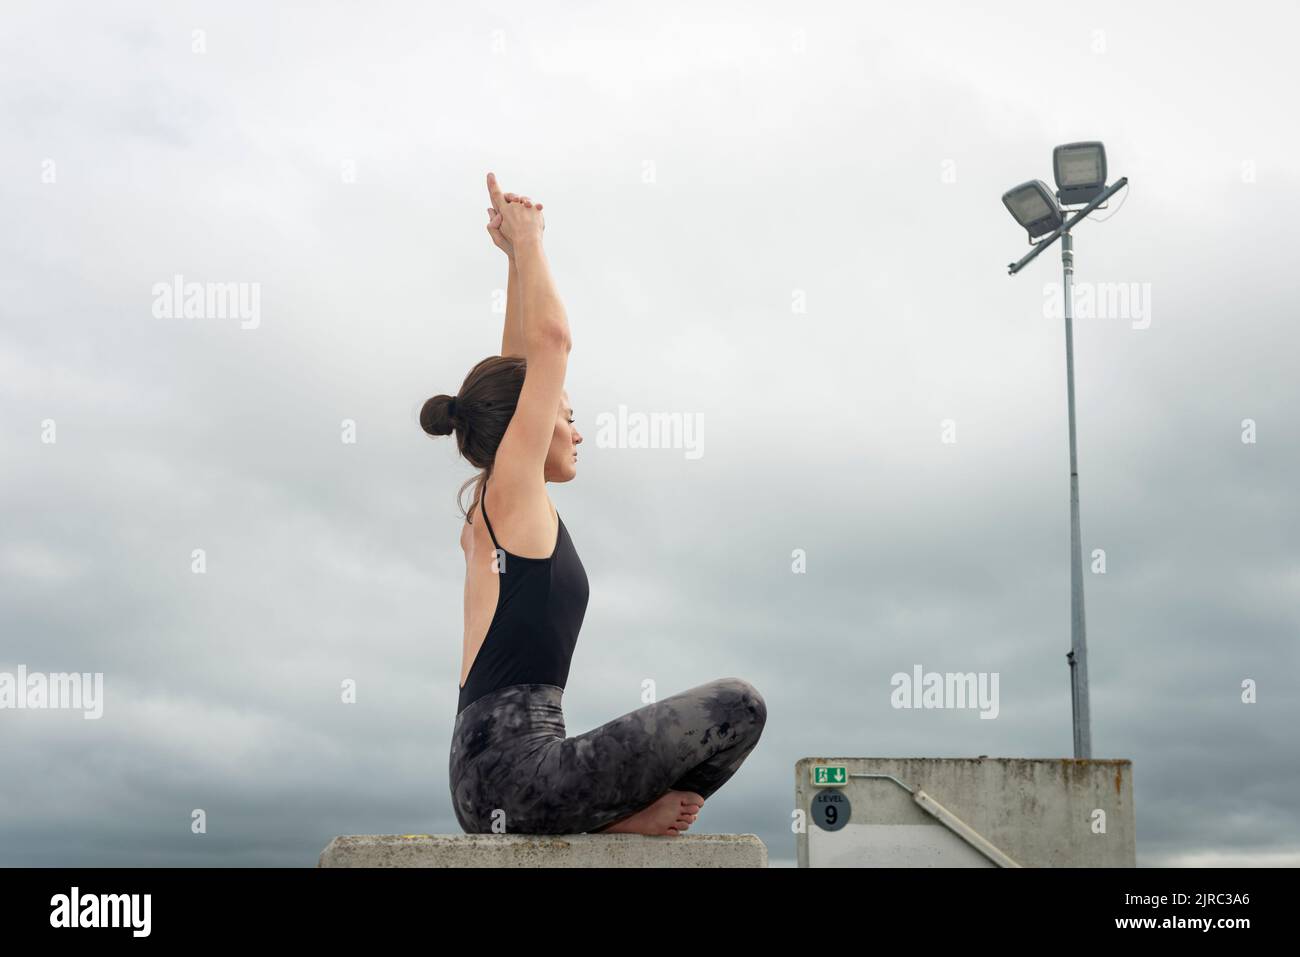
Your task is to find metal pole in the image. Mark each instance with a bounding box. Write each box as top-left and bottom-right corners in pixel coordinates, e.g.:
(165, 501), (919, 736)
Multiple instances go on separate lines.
(1007, 175), (1126, 757)
(1061, 229), (1092, 759)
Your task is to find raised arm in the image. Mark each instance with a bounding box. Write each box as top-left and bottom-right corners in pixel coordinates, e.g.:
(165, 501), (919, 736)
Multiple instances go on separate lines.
(484, 172), (570, 483)
(501, 259), (524, 357)
(486, 200), (529, 358)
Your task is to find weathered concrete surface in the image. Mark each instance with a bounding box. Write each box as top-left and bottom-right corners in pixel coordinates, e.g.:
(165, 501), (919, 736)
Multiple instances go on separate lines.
(318, 833), (768, 868)
(795, 757), (1136, 867)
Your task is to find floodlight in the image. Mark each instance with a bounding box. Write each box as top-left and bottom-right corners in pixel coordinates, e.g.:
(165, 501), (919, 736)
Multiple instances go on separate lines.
(1001, 180), (1062, 239)
(1053, 141), (1107, 205)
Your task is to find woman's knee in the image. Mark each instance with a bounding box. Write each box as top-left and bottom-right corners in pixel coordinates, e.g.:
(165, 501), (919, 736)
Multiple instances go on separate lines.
(715, 676), (767, 732)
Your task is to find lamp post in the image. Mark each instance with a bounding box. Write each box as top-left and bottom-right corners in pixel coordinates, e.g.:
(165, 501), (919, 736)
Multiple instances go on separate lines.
(1002, 142), (1128, 759)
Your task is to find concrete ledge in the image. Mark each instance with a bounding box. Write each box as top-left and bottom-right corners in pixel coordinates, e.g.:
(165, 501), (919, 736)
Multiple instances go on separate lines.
(318, 833), (768, 868)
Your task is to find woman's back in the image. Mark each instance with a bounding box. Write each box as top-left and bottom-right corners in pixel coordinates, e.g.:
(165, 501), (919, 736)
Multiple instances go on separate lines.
(457, 477), (590, 714)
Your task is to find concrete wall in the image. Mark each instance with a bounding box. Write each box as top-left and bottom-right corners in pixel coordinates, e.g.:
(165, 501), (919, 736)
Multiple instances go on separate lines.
(795, 757), (1135, 867)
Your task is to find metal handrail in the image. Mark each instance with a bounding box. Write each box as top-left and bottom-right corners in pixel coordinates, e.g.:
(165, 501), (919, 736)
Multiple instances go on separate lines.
(851, 772), (1022, 868)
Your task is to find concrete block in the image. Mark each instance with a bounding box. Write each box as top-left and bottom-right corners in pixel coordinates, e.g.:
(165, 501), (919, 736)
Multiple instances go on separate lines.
(318, 833), (768, 868)
(795, 757), (1136, 867)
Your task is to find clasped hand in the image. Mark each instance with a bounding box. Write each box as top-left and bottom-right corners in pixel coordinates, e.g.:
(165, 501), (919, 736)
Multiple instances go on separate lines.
(485, 171), (544, 260)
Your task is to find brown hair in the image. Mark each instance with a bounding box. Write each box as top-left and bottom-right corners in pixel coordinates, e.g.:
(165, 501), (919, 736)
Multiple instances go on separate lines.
(420, 355), (527, 519)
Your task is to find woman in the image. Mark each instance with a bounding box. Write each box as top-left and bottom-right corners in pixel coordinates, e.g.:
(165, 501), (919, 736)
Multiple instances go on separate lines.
(420, 172), (767, 836)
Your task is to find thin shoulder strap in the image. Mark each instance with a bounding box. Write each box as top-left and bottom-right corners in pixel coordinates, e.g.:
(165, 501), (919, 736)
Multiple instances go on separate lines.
(480, 478), (502, 550)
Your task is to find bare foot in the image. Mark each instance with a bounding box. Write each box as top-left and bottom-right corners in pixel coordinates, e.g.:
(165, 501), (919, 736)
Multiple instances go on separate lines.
(595, 790), (704, 836)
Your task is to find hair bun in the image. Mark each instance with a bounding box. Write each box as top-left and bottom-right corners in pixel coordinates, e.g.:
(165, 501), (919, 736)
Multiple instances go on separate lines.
(419, 394), (458, 436)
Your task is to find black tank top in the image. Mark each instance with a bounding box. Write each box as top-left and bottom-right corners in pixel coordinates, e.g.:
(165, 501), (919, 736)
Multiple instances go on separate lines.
(457, 479), (590, 714)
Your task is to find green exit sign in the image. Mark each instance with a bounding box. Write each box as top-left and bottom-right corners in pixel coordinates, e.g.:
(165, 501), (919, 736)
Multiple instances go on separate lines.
(813, 765), (848, 786)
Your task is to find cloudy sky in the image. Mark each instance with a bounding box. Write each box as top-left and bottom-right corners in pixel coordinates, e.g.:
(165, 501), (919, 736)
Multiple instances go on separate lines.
(2, 0), (1297, 867)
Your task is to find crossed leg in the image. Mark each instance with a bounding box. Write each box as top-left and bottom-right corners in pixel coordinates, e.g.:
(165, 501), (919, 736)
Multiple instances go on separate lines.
(504, 677), (767, 835)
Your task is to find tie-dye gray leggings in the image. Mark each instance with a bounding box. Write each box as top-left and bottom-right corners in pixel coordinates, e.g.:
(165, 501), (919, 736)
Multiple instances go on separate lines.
(448, 677), (767, 834)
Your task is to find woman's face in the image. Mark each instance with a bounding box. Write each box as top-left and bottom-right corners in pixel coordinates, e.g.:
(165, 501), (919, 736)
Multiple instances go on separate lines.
(545, 391), (582, 482)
